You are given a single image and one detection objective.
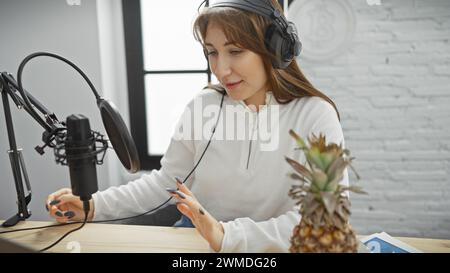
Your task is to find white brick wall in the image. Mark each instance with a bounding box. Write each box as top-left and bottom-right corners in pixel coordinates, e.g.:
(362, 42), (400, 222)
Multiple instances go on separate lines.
(298, 0), (450, 239)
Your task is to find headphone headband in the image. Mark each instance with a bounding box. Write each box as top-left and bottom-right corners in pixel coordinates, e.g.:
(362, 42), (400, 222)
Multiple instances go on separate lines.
(211, 0), (289, 34)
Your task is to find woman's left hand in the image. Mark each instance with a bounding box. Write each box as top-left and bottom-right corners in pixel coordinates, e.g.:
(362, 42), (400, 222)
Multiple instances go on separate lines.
(167, 178), (224, 252)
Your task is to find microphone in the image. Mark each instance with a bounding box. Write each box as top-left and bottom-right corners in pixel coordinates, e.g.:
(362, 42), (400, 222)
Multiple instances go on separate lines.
(65, 114), (98, 202)
(0, 51), (140, 230)
(51, 99), (140, 203)
(51, 99), (139, 204)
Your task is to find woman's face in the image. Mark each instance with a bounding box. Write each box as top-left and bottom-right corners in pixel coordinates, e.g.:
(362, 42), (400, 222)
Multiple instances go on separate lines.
(204, 23), (269, 106)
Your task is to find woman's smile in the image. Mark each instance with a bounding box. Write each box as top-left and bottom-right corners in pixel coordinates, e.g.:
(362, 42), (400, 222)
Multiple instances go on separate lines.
(225, 80), (243, 90)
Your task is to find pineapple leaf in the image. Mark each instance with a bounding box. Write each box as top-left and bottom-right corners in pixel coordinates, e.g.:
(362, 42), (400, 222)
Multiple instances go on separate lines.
(311, 170), (328, 190)
(289, 129), (307, 149)
(285, 156), (313, 181)
(303, 195), (320, 215)
(307, 147), (326, 170)
(321, 152), (336, 171)
(289, 185), (308, 194)
(310, 183), (321, 193)
(331, 214), (345, 230)
(335, 205), (347, 222)
(341, 198), (351, 214)
(286, 130), (367, 231)
(325, 172), (344, 192)
(288, 173), (310, 185)
(320, 192), (338, 215)
(289, 187), (309, 198)
(348, 162), (361, 180)
(326, 157), (347, 181)
(335, 198), (352, 223)
(314, 206), (325, 228)
(339, 186), (368, 194)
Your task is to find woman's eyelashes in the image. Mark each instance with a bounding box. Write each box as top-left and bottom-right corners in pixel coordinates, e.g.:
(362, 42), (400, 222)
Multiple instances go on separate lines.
(206, 49), (243, 56)
(230, 50), (243, 55)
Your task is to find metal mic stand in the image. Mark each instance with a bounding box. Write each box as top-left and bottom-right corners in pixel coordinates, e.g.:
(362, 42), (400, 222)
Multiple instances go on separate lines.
(0, 72), (63, 227)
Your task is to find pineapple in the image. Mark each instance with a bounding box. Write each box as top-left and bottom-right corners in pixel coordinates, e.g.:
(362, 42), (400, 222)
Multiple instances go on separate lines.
(285, 129), (366, 253)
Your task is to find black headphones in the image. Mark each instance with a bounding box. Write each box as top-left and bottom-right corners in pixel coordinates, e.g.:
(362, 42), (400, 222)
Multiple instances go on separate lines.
(205, 0), (302, 69)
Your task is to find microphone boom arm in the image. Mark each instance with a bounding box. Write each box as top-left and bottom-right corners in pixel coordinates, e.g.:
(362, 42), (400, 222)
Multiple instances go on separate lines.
(0, 65), (87, 227)
(0, 51), (137, 229)
(1, 72), (56, 132)
(0, 73), (35, 227)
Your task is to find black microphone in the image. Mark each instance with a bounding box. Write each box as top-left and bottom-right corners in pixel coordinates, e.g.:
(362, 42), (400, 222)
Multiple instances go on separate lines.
(65, 114), (98, 202)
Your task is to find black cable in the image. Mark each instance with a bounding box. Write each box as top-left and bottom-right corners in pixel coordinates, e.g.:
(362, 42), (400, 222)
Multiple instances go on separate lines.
(0, 92), (226, 237)
(0, 222), (79, 235)
(91, 92), (225, 224)
(15, 52), (102, 131)
(38, 200), (90, 252)
(0, 196), (174, 235)
(38, 215), (87, 252)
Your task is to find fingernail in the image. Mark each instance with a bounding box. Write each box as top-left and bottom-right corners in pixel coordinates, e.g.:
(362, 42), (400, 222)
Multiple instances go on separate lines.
(175, 191), (186, 199)
(166, 188), (177, 194)
(64, 211), (75, 218)
(199, 208), (205, 215)
(45, 204), (49, 212)
(55, 211), (63, 217)
(49, 199), (60, 206)
(175, 177), (182, 184)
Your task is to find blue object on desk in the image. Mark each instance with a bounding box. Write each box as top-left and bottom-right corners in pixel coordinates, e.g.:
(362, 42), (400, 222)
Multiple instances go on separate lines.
(173, 215), (194, 228)
(364, 237), (409, 253)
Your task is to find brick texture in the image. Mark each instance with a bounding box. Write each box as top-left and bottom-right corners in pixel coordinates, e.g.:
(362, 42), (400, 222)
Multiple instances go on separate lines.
(298, 0), (450, 239)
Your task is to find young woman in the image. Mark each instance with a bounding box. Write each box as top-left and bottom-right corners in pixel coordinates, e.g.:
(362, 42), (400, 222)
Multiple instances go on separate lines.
(45, 0), (348, 252)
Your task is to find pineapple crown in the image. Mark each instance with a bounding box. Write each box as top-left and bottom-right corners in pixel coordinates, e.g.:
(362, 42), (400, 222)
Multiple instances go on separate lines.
(285, 129), (366, 229)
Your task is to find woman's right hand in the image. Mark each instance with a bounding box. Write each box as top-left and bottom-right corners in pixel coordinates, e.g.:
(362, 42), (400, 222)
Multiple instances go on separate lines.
(46, 188), (94, 223)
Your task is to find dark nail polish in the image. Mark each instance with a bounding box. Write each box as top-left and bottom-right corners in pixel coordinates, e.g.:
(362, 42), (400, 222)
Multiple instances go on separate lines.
(199, 208), (205, 215)
(175, 177), (182, 184)
(49, 199), (60, 206)
(45, 204), (49, 212)
(166, 188), (177, 194)
(176, 191), (186, 199)
(55, 211), (63, 217)
(64, 211), (75, 218)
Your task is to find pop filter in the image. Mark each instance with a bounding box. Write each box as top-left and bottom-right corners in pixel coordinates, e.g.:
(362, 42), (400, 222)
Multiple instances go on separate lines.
(97, 98), (140, 173)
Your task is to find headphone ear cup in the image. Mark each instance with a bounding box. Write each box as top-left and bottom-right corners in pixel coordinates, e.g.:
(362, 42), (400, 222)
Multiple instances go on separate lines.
(265, 24), (292, 69)
(287, 22), (302, 57)
(264, 24), (284, 69)
(282, 40), (296, 64)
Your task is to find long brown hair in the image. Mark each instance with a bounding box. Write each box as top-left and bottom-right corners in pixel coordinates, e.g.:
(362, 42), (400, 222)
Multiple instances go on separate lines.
(193, 0), (340, 120)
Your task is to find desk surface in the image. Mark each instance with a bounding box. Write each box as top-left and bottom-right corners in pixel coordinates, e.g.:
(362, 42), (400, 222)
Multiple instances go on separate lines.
(1, 220), (450, 253)
(1, 220), (210, 253)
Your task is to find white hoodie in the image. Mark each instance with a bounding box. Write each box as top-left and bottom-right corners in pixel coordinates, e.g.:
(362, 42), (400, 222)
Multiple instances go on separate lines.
(92, 88), (349, 253)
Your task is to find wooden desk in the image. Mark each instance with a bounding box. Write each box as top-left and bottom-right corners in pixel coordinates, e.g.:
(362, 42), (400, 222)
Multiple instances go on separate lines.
(0, 220), (210, 253)
(1, 220), (450, 253)
(381, 236), (450, 253)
